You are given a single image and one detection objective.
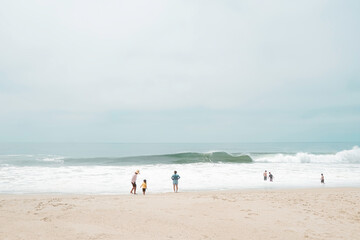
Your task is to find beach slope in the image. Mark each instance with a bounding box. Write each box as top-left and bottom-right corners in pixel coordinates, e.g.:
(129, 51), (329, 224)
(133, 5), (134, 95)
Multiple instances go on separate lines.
(0, 188), (359, 240)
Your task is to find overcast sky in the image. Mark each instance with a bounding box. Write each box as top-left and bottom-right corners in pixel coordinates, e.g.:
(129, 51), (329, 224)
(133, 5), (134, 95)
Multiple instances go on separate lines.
(0, 0), (359, 142)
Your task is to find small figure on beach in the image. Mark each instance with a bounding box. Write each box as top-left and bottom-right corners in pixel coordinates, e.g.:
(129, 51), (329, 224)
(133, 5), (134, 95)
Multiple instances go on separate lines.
(263, 170), (267, 181)
(269, 172), (273, 182)
(141, 179), (147, 195)
(321, 173), (325, 184)
(130, 170), (140, 194)
(171, 170), (181, 193)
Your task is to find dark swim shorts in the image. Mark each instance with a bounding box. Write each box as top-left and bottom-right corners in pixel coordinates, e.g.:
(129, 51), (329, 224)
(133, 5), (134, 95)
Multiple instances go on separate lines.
(264, 176), (267, 181)
(131, 182), (136, 187)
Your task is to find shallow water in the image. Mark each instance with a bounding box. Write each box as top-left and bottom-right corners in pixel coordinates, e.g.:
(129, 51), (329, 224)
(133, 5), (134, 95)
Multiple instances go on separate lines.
(0, 142), (359, 194)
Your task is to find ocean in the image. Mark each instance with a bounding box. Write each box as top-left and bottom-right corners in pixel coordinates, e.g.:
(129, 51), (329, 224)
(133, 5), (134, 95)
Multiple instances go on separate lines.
(0, 142), (359, 194)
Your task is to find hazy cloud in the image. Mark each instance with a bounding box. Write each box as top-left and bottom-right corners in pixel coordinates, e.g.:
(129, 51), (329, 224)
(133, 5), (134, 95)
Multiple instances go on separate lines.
(0, 0), (359, 142)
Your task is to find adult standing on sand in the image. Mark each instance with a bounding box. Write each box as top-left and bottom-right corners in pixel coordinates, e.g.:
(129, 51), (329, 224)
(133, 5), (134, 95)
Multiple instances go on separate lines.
(321, 173), (325, 184)
(171, 171), (180, 193)
(130, 170), (140, 194)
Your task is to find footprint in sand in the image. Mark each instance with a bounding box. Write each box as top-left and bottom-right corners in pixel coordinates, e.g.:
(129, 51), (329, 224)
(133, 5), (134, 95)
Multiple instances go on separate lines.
(35, 202), (45, 211)
(41, 217), (51, 222)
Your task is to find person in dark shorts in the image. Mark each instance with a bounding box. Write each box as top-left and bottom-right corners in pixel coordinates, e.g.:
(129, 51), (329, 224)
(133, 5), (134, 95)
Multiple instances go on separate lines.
(269, 172), (273, 182)
(130, 170), (140, 194)
(140, 179), (147, 195)
(321, 173), (325, 184)
(171, 171), (180, 193)
(263, 170), (267, 181)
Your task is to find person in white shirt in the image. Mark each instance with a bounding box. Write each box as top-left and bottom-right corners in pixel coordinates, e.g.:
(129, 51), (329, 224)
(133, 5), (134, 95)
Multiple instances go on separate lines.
(130, 170), (140, 194)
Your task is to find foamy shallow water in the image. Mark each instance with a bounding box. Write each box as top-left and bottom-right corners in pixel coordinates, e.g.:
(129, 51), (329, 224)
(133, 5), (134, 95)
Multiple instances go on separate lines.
(1, 162), (360, 194)
(0, 144), (359, 194)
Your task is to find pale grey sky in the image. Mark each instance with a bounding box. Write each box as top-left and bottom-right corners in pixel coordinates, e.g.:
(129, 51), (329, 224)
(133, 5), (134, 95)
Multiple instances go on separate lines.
(0, 0), (359, 142)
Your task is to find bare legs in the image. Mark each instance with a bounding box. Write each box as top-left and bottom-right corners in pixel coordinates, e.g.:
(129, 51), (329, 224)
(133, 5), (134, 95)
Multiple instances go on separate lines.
(173, 184), (178, 193)
(130, 183), (136, 194)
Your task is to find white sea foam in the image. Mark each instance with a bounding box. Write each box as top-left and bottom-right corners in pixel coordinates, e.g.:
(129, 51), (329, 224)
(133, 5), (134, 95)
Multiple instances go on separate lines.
(252, 146), (360, 164)
(0, 145), (359, 194)
(39, 156), (65, 163)
(1, 161), (360, 194)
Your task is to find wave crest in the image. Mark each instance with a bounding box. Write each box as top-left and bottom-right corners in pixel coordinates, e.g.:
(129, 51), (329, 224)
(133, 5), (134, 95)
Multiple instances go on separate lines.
(1, 147), (359, 166)
(253, 146), (360, 163)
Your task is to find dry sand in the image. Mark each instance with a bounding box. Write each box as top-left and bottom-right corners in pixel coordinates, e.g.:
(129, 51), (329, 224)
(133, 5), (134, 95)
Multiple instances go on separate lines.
(0, 188), (359, 240)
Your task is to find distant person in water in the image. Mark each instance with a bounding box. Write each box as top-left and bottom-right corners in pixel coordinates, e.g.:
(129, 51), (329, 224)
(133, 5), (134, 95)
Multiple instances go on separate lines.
(263, 170), (267, 181)
(269, 172), (273, 182)
(171, 171), (181, 193)
(321, 174), (325, 184)
(140, 179), (147, 195)
(130, 170), (140, 194)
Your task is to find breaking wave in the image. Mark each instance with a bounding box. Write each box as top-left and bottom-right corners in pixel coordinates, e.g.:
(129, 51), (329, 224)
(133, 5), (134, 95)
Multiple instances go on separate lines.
(0, 146), (359, 167)
(253, 146), (360, 164)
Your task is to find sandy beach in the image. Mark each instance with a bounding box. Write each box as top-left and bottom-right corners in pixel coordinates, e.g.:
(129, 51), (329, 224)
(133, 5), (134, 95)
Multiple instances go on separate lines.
(0, 188), (359, 240)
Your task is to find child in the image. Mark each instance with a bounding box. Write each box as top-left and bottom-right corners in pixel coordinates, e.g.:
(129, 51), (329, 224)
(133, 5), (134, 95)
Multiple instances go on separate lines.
(269, 172), (273, 182)
(321, 174), (325, 184)
(140, 179), (147, 195)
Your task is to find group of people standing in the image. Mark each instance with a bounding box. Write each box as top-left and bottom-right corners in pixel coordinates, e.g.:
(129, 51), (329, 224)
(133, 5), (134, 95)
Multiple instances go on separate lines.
(130, 169), (325, 195)
(263, 170), (274, 182)
(130, 170), (181, 195)
(263, 170), (325, 184)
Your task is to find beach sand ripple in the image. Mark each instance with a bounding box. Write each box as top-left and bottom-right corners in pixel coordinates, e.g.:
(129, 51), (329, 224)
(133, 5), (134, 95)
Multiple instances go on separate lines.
(0, 188), (359, 240)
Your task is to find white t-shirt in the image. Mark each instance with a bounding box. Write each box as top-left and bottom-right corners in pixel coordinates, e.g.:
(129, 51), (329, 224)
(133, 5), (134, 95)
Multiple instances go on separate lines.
(131, 174), (137, 183)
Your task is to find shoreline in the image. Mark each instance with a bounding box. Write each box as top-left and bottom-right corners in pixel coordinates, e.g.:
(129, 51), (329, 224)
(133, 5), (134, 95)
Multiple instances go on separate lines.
(1, 188), (359, 239)
(0, 185), (358, 196)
